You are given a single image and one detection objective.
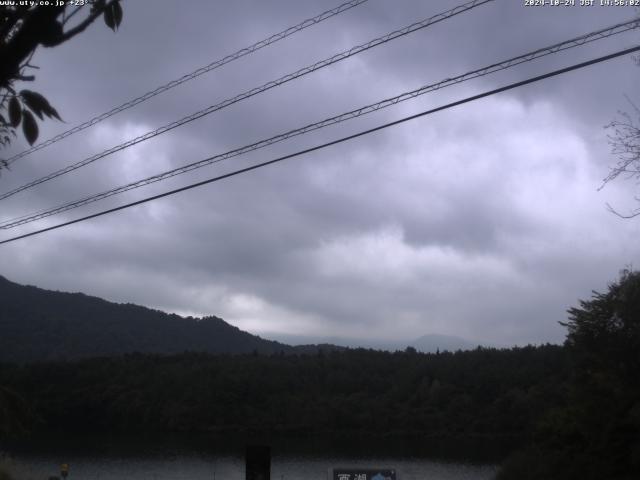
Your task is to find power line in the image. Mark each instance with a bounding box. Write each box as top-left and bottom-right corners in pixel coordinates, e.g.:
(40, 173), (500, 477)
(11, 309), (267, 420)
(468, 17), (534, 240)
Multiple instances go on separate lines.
(0, 0), (495, 201)
(3, 18), (636, 227)
(2, 19), (637, 230)
(1, 44), (638, 246)
(3, 0), (371, 166)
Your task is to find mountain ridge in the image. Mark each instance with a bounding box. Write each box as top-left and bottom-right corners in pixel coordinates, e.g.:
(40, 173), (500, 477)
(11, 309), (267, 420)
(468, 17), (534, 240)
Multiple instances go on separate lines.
(267, 332), (480, 353)
(0, 275), (306, 362)
(0, 275), (479, 363)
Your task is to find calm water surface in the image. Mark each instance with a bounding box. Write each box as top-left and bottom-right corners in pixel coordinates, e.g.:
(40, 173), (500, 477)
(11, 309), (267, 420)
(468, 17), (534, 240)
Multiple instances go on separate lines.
(3, 434), (500, 480)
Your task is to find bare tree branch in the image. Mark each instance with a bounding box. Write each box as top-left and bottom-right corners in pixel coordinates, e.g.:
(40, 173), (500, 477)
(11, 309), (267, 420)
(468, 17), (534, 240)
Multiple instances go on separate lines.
(62, 5), (84, 27)
(606, 202), (640, 219)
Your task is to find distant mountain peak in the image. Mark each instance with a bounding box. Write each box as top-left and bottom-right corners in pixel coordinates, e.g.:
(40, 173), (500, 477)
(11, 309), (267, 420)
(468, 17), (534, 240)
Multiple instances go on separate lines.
(410, 333), (476, 353)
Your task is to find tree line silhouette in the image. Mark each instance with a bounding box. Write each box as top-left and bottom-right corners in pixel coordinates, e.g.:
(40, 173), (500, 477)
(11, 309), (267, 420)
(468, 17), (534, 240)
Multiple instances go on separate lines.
(0, 270), (638, 479)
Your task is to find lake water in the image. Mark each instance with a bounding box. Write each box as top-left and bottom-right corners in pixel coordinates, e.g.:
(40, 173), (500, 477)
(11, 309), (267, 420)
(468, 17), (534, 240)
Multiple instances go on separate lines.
(2, 434), (501, 480)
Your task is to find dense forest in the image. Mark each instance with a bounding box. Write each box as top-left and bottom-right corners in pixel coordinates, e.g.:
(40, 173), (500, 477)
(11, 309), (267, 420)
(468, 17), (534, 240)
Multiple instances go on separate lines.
(0, 345), (568, 438)
(0, 270), (638, 479)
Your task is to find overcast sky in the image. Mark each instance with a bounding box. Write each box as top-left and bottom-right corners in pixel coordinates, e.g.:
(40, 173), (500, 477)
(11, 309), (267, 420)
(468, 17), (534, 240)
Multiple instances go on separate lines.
(1, 0), (639, 347)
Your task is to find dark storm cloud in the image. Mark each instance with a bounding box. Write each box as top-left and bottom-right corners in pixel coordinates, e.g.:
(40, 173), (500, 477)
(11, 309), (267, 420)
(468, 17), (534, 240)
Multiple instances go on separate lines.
(1, 0), (639, 346)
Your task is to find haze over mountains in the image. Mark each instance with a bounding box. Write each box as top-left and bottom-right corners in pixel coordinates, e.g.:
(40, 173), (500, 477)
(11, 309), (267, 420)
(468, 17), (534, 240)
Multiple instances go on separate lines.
(0, 275), (479, 362)
(270, 333), (479, 353)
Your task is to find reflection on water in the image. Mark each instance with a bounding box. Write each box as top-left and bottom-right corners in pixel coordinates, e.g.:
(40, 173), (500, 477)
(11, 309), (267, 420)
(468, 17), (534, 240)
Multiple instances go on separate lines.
(8, 455), (497, 480)
(3, 434), (500, 480)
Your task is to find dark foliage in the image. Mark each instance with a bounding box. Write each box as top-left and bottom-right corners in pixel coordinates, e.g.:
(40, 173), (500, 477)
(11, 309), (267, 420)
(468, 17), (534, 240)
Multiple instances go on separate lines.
(1, 271), (637, 479)
(498, 270), (640, 480)
(0, 1), (123, 149)
(0, 345), (568, 442)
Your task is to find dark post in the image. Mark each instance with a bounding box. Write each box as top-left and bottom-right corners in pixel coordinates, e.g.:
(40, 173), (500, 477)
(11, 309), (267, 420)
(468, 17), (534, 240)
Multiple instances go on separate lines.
(246, 445), (270, 480)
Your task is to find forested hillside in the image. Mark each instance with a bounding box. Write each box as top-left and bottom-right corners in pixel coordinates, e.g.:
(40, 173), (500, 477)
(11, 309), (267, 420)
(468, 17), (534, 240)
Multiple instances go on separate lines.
(0, 345), (568, 437)
(0, 275), (296, 361)
(1, 271), (638, 479)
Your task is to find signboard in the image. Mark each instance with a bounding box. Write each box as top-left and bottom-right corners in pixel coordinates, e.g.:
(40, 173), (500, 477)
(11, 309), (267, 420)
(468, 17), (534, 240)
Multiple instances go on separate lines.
(330, 468), (397, 480)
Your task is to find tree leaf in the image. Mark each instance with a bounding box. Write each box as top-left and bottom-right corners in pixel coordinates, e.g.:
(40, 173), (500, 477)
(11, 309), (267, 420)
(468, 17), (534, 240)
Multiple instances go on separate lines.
(46, 104), (62, 121)
(20, 90), (47, 120)
(20, 90), (61, 121)
(104, 2), (117, 31)
(91, 0), (106, 14)
(8, 96), (21, 128)
(22, 110), (38, 145)
(113, 1), (123, 29)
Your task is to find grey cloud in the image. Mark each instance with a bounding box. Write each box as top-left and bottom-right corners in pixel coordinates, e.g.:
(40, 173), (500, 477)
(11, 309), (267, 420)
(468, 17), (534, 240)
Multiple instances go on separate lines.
(1, 0), (639, 347)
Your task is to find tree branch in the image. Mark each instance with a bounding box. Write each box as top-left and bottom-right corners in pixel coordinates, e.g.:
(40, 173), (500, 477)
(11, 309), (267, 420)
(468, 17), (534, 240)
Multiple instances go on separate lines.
(0, 6), (63, 86)
(606, 202), (640, 219)
(54, 1), (116, 45)
(62, 5), (84, 27)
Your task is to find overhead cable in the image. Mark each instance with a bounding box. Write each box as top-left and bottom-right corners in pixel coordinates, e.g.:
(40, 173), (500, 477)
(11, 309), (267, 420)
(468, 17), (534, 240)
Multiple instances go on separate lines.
(0, 0), (495, 201)
(2, 18), (637, 229)
(1, 44), (638, 246)
(3, 0), (371, 165)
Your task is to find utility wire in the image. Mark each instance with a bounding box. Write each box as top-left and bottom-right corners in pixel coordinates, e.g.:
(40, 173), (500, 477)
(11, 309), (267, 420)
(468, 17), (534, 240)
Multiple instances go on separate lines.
(2, 18), (637, 230)
(1, 44), (638, 246)
(3, 0), (371, 166)
(0, 0), (494, 201)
